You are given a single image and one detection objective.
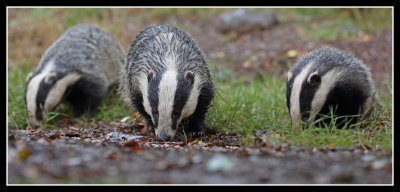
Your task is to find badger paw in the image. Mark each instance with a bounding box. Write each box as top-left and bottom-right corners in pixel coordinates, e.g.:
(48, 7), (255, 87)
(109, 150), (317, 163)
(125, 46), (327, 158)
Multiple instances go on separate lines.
(190, 131), (204, 139)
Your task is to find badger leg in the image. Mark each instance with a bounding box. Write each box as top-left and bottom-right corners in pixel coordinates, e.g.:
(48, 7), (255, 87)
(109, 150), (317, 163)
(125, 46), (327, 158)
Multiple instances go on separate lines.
(64, 79), (106, 117)
(186, 88), (214, 138)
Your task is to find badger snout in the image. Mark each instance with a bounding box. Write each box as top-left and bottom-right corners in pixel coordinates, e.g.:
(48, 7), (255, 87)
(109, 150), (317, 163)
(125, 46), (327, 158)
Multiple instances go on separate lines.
(155, 127), (176, 141)
(157, 135), (171, 141)
(28, 113), (42, 127)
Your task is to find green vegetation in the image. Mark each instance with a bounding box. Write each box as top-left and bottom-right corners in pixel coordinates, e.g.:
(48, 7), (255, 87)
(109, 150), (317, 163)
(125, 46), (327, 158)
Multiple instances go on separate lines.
(208, 72), (392, 150)
(267, 8), (392, 41)
(8, 8), (392, 150)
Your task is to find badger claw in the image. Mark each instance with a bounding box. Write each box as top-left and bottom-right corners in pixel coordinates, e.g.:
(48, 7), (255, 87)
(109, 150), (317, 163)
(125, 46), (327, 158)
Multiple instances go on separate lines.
(190, 131), (204, 138)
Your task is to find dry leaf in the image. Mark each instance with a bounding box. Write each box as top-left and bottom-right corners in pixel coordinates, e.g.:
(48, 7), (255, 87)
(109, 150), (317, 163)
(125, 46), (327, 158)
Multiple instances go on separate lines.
(362, 35), (370, 42)
(286, 50), (297, 58)
(242, 60), (251, 69)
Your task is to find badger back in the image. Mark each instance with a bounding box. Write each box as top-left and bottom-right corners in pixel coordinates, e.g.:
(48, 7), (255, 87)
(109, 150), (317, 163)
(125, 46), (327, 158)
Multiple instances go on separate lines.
(37, 24), (125, 86)
(25, 24), (125, 126)
(286, 47), (375, 128)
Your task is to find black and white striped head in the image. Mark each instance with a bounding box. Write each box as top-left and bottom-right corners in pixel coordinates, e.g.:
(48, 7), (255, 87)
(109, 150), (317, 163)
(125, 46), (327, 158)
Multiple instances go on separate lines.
(139, 69), (200, 140)
(25, 61), (81, 126)
(286, 47), (374, 129)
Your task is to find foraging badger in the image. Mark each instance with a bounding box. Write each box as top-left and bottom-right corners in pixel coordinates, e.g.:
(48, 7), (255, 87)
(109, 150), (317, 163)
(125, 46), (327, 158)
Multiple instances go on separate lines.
(119, 25), (214, 140)
(286, 47), (375, 130)
(25, 24), (126, 126)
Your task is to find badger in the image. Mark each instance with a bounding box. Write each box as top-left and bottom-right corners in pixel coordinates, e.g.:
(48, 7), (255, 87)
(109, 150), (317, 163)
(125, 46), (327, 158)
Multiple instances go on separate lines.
(25, 24), (126, 126)
(286, 47), (375, 130)
(119, 25), (214, 140)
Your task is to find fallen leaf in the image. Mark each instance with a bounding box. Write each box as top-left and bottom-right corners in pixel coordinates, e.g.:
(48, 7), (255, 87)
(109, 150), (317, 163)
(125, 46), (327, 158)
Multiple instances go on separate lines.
(242, 60), (251, 69)
(124, 139), (143, 152)
(18, 148), (30, 160)
(215, 51), (225, 58)
(130, 112), (140, 119)
(362, 35), (370, 42)
(240, 149), (250, 157)
(48, 130), (60, 140)
(286, 50), (297, 58)
(140, 126), (149, 134)
(326, 142), (334, 148)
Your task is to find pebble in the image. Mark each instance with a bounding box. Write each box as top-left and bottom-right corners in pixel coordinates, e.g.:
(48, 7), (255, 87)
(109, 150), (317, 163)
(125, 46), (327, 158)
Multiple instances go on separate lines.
(206, 154), (234, 172)
(371, 159), (388, 170)
(67, 157), (82, 166)
(217, 9), (278, 33)
(191, 155), (202, 164)
(361, 155), (375, 162)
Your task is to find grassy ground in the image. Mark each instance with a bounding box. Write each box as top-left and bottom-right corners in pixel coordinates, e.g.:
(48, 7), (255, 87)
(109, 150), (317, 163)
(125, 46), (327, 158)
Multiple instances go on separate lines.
(7, 8), (392, 151)
(208, 73), (392, 150)
(7, 59), (393, 151)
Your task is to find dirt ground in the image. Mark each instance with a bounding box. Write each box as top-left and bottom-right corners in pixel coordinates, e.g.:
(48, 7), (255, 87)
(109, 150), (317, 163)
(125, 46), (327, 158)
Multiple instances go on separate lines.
(7, 12), (392, 184)
(8, 122), (392, 184)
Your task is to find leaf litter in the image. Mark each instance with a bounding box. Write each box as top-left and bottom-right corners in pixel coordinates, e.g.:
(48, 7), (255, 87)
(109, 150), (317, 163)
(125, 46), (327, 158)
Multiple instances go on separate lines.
(8, 114), (392, 184)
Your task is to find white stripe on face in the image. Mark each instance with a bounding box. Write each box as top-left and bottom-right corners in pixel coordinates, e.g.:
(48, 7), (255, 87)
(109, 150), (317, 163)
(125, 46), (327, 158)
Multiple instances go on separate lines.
(289, 62), (313, 128)
(156, 70), (178, 137)
(310, 67), (344, 116)
(26, 73), (47, 126)
(44, 72), (81, 113)
(138, 72), (154, 124)
(179, 75), (201, 121)
(26, 60), (56, 126)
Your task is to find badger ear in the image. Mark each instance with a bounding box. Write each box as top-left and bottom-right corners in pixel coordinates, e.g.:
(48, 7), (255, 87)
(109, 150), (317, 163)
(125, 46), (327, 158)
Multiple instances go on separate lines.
(26, 72), (34, 83)
(307, 71), (321, 87)
(185, 71), (194, 85)
(147, 70), (154, 82)
(44, 72), (57, 84)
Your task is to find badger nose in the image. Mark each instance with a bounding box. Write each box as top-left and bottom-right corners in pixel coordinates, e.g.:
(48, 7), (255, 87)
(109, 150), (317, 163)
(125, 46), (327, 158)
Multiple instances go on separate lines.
(157, 135), (171, 141)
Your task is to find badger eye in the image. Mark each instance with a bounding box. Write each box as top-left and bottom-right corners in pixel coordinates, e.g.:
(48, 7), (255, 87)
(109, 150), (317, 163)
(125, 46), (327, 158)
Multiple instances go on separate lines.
(153, 110), (158, 115)
(172, 111), (180, 117)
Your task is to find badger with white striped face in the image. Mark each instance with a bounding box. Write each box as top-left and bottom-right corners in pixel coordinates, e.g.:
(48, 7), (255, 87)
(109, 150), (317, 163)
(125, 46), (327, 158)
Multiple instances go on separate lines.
(120, 25), (214, 140)
(286, 47), (375, 130)
(25, 24), (125, 126)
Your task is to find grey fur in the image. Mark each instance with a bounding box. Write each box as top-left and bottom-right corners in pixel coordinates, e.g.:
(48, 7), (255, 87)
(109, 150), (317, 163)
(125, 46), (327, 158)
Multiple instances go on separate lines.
(286, 47), (375, 128)
(33, 24), (125, 87)
(119, 24), (214, 139)
(26, 24), (126, 125)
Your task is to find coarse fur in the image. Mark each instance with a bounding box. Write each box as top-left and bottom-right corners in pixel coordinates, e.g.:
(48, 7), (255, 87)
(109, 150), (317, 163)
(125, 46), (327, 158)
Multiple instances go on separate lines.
(25, 24), (126, 126)
(119, 24), (214, 140)
(286, 47), (375, 129)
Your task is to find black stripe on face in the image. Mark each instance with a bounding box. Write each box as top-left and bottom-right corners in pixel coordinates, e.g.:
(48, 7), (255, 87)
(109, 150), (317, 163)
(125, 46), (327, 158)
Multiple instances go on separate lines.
(299, 78), (320, 125)
(171, 73), (193, 130)
(147, 72), (162, 128)
(35, 73), (64, 121)
(286, 79), (293, 113)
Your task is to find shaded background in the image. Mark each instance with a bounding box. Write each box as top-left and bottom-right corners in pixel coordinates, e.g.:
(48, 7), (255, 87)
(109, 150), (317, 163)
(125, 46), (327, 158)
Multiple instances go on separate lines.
(8, 8), (392, 84)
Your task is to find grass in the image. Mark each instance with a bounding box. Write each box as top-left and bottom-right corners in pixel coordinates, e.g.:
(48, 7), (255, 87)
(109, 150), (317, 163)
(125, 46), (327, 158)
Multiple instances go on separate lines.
(207, 72), (392, 150)
(7, 8), (392, 150)
(7, 61), (130, 130)
(267, 8), (392, 41)
(9, 60), (392, 150)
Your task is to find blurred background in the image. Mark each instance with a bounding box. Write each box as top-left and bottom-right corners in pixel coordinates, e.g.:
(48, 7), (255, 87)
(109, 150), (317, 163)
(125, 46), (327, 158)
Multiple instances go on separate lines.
(8, 8), (392, 83)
